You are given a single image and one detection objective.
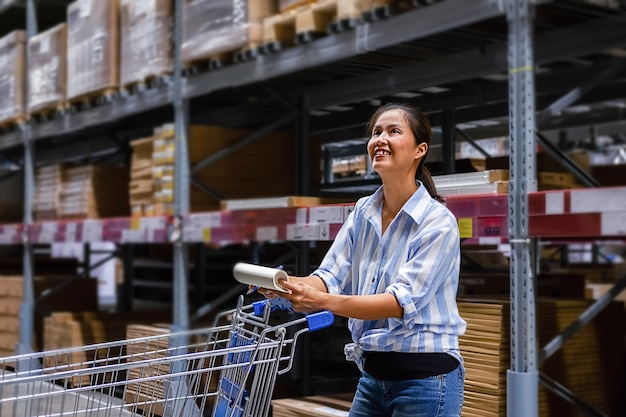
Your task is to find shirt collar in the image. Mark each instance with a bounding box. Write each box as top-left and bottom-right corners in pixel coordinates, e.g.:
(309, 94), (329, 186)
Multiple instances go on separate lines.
(363, 181), (433, 227)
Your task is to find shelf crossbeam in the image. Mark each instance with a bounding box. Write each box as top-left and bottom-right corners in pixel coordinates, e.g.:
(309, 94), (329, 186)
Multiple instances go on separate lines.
(506, 1), (539, 417)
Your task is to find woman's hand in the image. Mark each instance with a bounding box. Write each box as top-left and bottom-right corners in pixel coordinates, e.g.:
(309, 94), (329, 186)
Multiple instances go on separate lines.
(279, 279), (326, 313)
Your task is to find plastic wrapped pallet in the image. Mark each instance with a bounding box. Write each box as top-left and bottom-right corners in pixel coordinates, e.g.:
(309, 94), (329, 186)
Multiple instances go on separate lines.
(182, 0), (277, 63)
(120, 0), (172, 89)
(28, 24), (67, 116)
(0, 30), (26, 127)
(66, 0), (119, 101)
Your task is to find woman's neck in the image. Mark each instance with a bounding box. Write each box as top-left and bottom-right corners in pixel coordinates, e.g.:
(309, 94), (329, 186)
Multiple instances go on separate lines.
(381, 179), (418, 217)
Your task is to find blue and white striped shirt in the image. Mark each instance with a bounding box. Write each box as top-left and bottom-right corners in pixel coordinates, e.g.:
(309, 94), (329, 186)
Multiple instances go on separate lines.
(313, 183), (467, 367)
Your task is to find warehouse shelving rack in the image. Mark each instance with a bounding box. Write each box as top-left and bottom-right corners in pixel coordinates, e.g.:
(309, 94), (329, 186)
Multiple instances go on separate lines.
(1, 0), (626, 415)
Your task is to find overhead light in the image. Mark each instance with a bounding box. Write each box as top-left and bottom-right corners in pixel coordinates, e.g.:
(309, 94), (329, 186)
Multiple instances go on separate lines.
(418, 86), (449, 94)
(323, 105), (353, 112)
(392, 92), (422, 98)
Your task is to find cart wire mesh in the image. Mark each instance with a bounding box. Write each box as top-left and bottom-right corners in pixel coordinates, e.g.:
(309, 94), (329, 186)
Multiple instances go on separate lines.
(0, 296), (334, 417)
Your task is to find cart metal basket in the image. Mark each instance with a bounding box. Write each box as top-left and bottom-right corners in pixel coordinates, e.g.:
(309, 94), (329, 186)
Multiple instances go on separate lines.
(0, 296), (334, 417)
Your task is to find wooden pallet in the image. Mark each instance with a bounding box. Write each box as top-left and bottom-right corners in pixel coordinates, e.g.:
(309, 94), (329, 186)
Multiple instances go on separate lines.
(183, 41), (264, 73)
(262, 0), (417, 52)
(67, 87), (118, 111)
(121, 72), (172, 96)
(0, 115), (27, 132)
(29, 101), (70, 122)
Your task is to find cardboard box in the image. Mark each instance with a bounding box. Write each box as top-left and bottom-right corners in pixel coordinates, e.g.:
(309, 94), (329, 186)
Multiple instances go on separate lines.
(120, 0), (172, 88)
(67, 0), (120, 100)
(0, 30), (26, 125)
(182, 0), (277, 62)
(28, 23), (67, 115)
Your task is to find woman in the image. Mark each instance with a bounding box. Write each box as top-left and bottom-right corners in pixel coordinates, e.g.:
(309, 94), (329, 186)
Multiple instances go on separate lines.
(260, 103), (466, 417)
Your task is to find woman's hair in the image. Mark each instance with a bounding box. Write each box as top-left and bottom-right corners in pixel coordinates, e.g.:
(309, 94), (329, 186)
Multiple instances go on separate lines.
(366, 103), (443, 203)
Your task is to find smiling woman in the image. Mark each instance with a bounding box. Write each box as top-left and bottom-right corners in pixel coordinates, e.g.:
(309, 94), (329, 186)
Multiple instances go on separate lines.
(258, 103), (467, 417)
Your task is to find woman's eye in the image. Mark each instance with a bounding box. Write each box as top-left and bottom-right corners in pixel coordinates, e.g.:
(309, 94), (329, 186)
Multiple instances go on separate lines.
(392, 128), (400, 134)
(372, 130), (381, 136)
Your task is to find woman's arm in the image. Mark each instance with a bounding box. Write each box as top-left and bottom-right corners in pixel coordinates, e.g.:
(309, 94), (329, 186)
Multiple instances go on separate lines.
(273, 279), (402, 320)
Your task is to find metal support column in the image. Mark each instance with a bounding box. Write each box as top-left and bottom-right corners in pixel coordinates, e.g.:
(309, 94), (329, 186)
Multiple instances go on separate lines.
(17, 0), (38, 370)
(506, 1), (538, 416)
(172, 0), (191, 332)
(441, 110), (455, 174)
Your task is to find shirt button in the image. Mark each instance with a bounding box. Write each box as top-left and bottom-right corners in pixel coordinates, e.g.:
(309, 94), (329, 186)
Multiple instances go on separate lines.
(371, 277), (375, 282)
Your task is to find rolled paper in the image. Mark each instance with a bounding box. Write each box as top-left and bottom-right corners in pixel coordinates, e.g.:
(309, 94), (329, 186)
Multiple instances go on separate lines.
(233, 262), (290, 293)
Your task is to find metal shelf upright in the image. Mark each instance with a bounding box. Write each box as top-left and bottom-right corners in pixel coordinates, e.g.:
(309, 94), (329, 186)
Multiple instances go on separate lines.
(506, 1), (539, 416)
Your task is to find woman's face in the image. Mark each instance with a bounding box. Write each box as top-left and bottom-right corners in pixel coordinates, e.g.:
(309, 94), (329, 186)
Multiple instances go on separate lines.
(367, 109), (427, 178)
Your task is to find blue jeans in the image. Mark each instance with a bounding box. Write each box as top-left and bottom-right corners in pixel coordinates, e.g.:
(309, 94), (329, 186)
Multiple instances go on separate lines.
(349, 365), (465, 417)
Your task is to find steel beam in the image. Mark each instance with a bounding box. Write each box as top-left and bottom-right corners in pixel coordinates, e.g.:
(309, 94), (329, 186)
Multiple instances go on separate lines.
(172, 0), (190, 332)
(506, 1), (538, 416)
(539, 374), (607, 417)
(539, 275), (626, 364)
(16, 0), (38, 372)
(185, 0), (505, 100)
(309, 15), (626, 108)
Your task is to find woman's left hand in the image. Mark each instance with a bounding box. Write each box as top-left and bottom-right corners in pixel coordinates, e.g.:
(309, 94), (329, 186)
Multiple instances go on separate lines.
(277, 279), (326, 314)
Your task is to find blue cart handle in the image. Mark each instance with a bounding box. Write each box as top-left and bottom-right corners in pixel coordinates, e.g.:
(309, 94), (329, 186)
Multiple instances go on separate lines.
(252, 299), (334, 332)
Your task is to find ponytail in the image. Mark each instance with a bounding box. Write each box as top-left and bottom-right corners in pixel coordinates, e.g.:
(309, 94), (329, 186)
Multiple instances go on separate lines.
(417, 164), (444, 203)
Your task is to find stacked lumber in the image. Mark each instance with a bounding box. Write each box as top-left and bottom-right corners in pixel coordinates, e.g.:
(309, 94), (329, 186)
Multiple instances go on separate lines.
(59, 165), (130, 219)
(124, 324), (221, 417)
(43, 311), (170, 388)
(458, 298), (625, 417)
(272, 394), (353, 416)
(0, 273), (97, 362)
(129, 136), (157, 217)
(458, 301), (508, 417)
(33, 164), (65, 221)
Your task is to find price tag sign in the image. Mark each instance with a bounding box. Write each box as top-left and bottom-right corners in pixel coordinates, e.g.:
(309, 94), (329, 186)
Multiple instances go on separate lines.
(82, 220), (103, 242)
(287, 224), (319, 241)
(256, 226), (278, 242)
(39, 222), (58, 243)
(65, 222), (77, 243)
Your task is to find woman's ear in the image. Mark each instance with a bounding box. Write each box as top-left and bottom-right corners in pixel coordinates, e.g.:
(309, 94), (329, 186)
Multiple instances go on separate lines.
(415, 142), (428, 160)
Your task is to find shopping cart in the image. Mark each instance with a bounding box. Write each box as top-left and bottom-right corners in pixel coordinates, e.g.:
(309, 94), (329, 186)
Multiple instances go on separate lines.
(0, 296), (334, 417)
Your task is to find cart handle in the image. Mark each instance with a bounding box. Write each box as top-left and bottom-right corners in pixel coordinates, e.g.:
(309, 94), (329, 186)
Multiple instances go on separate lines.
(252, 300), (334, 332)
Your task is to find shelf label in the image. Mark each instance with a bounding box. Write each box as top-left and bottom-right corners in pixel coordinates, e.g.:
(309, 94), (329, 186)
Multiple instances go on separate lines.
(295, 208), (307, 224)
(189, 213), (221, 228)
(287, 224), (319, 241)
(203, 228), (211, 242)
(141, 217), (166, 242)
(478, 237), (502, 245)
(121, 229), (145, 243)
(601, 212), (626, 236)
(65, 222), (77, 243)
(256, 226), (278, 242)
(309, 206), (344, 224)
(39, 222), (58, 243)
(458, 218), (473, 239)
(318, 224), (331, 240)
(571, 189), (626, 213)
(82, 220), (103, 242)
(0, 225), (18, 244)
(545, 192), (564, 215)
